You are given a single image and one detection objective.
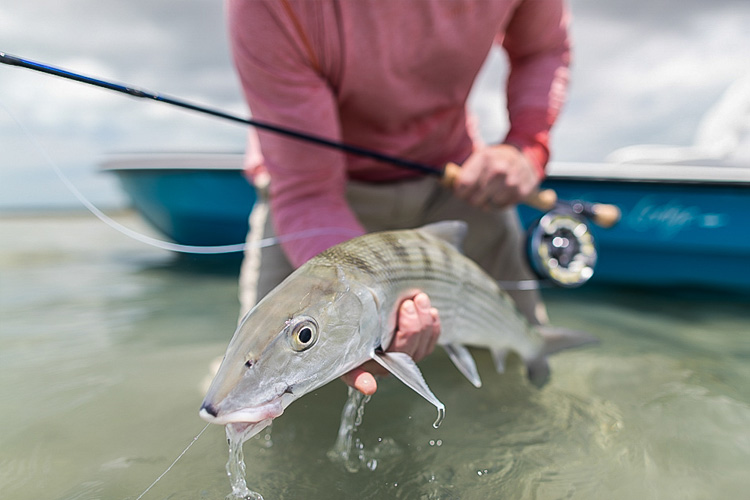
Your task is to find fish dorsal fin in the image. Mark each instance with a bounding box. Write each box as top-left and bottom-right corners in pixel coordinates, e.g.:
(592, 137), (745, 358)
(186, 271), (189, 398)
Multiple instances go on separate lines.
(371, 351), (445, 428)
(417, 221), (468, 251)
(443, 344), (482, 388)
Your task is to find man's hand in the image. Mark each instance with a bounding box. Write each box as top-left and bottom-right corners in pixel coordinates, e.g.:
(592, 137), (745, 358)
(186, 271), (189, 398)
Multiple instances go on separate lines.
(340, 292), (440, 395)
(452, 144), (542, 210)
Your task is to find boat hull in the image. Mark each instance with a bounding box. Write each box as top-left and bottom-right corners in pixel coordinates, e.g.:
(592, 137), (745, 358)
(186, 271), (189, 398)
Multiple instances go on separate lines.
(103, 154), (749, 291)
(519, 178), (749, 291)
(102, 154), (256, 248)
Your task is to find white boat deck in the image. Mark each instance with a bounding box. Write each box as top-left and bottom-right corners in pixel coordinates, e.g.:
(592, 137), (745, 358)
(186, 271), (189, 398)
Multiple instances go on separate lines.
(99, 152), (245, 171)
(547, 161), (749, 184)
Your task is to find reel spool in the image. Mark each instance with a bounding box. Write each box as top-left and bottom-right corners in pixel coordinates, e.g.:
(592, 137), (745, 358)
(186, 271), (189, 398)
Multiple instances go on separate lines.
(526, 206), (598, 288)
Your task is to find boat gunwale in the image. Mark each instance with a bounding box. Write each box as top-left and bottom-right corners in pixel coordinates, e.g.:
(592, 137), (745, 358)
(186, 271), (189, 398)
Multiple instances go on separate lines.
(99, 152), (246, 172)
(99, 154), (750, 185)
(546, 161), (750, 185)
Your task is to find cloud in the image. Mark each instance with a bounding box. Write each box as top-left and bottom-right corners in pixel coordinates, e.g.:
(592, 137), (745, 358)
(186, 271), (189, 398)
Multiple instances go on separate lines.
(1, 0), (247, 209)
(550, 0), (750, 160)
(468, 0), (750, 161)
(571, 0), (748, 30)
(2, 0), (749, 209)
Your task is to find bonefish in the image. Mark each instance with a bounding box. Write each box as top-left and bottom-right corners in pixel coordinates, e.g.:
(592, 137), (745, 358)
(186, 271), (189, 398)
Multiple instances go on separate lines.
(199, 221), (595, 437)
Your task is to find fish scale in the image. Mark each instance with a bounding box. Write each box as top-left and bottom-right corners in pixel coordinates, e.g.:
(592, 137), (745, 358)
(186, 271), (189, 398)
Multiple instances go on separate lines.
(313, 224), (541, 361)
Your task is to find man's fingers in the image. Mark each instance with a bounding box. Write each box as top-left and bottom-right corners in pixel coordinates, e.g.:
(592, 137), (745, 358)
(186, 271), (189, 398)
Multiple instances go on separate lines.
(413, 293), (433, 324)
(426, 307), (441, 356)
(341, 366), (379, 396)
(391, 298), (418, 353)
(412, 293), (440, 360)
(341, 292), (442, 396)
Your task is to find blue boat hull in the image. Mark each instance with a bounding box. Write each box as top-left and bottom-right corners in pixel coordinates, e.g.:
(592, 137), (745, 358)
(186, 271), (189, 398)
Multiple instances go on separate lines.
(115, 168), (256, 247)
(518, 179), (749, 291)
(104, 154), (749, 291)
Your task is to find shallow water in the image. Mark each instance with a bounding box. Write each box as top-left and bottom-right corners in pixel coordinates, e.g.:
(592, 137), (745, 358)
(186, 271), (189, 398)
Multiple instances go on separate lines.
(1, 212), (748, 500)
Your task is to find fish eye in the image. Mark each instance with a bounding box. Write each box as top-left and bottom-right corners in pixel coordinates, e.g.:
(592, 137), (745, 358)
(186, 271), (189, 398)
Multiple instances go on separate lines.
(288, 316), (319, 352)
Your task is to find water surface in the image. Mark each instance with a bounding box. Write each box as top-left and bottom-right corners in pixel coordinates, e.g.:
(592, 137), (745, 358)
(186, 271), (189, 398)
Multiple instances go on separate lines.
(1, 213), (748, 499)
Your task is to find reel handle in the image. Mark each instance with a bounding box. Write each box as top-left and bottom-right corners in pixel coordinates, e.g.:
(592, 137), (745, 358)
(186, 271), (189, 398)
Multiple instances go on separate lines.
(521, 188), (559, 213)
(442, 162), (621, 228)
(587, 203), (621, 229)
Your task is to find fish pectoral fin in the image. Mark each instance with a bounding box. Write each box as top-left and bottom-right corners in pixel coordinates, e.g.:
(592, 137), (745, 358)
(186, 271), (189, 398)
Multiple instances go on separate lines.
(371, 351), (445, 428)
(490, 348), (510, 374)
(443, 344), (482, 388)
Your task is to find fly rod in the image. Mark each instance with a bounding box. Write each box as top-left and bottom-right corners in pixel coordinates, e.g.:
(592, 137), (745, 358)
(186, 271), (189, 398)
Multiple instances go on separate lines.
(0, 51), (619, 228)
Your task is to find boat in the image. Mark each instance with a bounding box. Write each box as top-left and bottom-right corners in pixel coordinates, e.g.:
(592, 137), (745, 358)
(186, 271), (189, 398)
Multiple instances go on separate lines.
(100, 152), (256, 248)
(101, 151), (749, 292)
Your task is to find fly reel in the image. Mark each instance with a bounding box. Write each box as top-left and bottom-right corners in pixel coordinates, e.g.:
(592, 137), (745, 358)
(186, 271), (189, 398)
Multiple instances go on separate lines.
(526, 205), (598, 288)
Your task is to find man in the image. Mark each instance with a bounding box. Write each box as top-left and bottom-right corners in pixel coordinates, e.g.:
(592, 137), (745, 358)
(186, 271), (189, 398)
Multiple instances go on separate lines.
(229, 0), (571, 395)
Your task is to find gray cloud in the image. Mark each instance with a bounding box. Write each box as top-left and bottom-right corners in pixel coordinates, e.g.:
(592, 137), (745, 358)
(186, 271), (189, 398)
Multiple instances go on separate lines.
(571, 0), (747, 29)
(1, 0), (748, 209)
(552, 0), (750, 160)
(0, 0), (248, 209)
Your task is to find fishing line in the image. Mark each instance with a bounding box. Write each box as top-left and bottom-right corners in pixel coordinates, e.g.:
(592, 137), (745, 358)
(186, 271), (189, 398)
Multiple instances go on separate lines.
(497, 279), (547, 291)
(2, 53), (566, 287)
(0, 52), (442, 177)
(1, 52), (612, 219)
(1, 100), (360, 254)
(134, 423), (211, 500)
(4, 99), (546, 287)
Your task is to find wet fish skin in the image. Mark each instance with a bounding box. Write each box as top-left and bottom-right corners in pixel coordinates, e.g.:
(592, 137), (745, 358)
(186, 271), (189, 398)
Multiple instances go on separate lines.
(200, 263), (379, 427)
(200, 220), (594, 436)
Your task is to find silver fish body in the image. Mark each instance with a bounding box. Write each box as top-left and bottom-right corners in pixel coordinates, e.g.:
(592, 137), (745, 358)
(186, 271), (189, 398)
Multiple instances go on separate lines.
(200, 221), (593, 435)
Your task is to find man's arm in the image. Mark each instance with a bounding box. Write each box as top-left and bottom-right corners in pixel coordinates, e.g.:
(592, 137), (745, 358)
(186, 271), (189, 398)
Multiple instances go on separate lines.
(228, 0), (364, 266)
(502, 0), (571, 176)
(227, 0), (440, 395)
(453, 0), (571, 208)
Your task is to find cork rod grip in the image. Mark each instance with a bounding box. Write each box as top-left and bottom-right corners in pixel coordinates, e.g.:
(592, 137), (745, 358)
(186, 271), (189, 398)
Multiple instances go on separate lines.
(442, 162), (621, 228)
(442, 161), (557, 212)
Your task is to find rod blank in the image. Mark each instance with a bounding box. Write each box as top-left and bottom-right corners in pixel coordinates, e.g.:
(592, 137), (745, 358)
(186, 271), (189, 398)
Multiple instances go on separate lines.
(0, 52), (440, 176)
(1, 51), (621, 227)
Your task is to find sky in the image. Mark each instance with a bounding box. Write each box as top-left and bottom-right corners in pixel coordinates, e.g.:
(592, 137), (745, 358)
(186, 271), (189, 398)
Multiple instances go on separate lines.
(1, 0), (748, 210)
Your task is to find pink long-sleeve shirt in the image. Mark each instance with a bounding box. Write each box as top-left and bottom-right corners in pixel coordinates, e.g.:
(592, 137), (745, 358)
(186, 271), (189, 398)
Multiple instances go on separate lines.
(228, 0), (571, 267)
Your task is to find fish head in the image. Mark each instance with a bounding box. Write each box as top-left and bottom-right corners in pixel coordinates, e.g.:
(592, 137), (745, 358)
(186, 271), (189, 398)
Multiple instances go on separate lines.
(199, 264), (379, 432)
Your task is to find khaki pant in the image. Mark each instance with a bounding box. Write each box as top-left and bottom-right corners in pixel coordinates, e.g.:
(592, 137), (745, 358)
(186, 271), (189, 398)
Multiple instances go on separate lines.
(239, 176), (547, 325)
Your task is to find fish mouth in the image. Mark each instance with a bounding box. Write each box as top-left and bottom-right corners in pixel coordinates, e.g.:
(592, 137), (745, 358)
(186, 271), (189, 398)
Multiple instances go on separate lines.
(199, 397), (284, 426)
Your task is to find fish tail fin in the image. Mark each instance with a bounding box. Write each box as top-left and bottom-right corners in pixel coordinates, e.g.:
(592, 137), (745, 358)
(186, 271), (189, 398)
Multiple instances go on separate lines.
(536, 325), (599, 356)
(525, 326), (598, 388)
